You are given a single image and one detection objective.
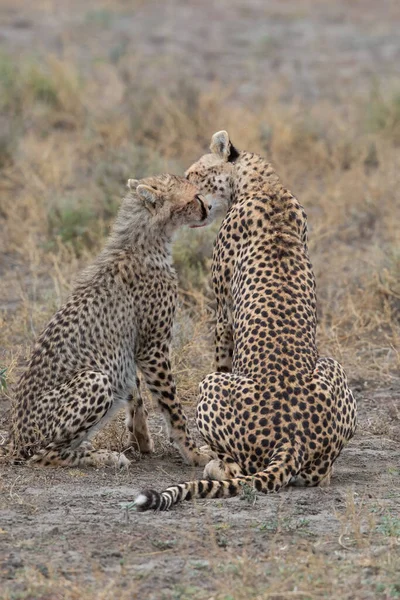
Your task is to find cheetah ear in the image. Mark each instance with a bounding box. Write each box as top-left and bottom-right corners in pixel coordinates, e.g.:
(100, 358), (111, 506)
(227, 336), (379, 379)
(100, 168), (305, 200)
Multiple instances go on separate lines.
(136, 184), (159, 214)
(210, 130), (239, 163)
(127, 178), (140, 192)
(210, 130), (230, 158)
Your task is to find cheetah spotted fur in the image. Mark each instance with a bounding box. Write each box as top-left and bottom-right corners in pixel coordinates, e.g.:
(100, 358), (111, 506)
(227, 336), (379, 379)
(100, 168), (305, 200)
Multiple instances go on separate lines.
(4, 175), (214, 468)
(134, 131), (357, 510)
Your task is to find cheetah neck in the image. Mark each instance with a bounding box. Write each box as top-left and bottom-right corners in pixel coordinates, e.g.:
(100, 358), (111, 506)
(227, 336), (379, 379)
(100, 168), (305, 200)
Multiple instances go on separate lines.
(110, 196), (174, 250)
(75, 202), (174, 288)
(231, 153), (281, 202)
(230, 153), (306, 240)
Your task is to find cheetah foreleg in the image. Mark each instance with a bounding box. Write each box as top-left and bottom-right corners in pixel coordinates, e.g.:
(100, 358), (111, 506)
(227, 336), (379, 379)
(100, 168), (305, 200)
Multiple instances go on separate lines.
(125, 378), (154, 454)
(138, 347), (211, 466)
(30, 444), (130, 468)
(215, 313), (233, 373)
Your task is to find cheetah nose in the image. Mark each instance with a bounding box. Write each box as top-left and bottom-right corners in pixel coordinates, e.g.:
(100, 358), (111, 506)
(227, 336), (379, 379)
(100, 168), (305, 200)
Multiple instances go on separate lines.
(208, 205), (212, 211)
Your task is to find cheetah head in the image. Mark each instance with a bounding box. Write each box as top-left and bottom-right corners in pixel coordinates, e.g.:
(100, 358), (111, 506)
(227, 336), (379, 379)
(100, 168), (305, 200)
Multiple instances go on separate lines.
(185, 130), (240, 211)
(126, 174), (213, 233)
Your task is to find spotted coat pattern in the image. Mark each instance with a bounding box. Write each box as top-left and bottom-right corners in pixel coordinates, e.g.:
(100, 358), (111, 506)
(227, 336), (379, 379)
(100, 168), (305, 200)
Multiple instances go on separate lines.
(5, 174), (213, 468)
(134, 132), (357, 511)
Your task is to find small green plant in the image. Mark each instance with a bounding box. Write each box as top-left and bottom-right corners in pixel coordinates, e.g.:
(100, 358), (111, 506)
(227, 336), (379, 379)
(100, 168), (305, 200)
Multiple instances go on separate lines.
(387, 467), (399, 476)
(258, 517), (310, 534)
(47, 195), (104, 255)
(85, 9), (115, 28)
(239, 480), (258, 505)
(390, 584), (400, 598)
(366, 87), (400, 143)
(120, 501), (136, 511)
(152, 539), (176, 551)
(376, 582), (400, 598)
(297, 517), (311, 529)
(24, 63), (59, 106)
(258, 520), (278, 532)
(214, 522), (230, 531)
(171, 584), (205, 600)
(376, 514), (400, 538)
(215, 532), (228, 548)
(189, 560), (209, 571)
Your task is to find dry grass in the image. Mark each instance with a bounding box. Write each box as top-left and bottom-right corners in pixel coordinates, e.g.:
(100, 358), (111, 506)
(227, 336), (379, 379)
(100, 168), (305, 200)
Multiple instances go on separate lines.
(0, 3), (400, 598)
(0, 47), (399, 476)
(0, 52), (399, 393)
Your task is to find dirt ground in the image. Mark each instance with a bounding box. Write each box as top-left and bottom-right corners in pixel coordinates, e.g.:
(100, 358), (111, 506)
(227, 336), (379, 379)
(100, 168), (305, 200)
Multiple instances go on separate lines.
(1, 1), (400, 598)
(1, 386), (400, 599)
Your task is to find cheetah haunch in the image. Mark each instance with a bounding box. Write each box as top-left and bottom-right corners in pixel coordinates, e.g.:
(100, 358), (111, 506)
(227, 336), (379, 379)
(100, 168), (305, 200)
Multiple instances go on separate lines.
(6, 174), (214, 468)
(134, 131), (357, 510)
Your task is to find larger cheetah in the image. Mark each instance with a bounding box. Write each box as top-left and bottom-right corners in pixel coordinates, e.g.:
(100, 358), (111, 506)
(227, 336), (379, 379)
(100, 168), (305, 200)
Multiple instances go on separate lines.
(134, 131), (357, 510)
(5, 174), (214, 468)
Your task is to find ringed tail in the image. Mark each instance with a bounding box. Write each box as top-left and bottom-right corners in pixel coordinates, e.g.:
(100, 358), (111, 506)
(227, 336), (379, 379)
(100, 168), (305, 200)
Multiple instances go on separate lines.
(133, 458), (300, 512)
(133, 443), (304, 511)
(134, 478), (243, 511)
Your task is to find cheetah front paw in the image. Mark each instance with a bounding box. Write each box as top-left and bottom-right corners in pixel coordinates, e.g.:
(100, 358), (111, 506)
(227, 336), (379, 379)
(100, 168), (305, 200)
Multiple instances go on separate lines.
(128, 432), (155, 454)
(203, 457), (242, 480)
(113, 452), (131, 468)
(187, 447), (215, 467)
(203, 458), (225, 480)
(95, 450), (131, 468)
(199, 445), (218, 459)
(319, 467), (333, 487)
(80, 441), (95, 451)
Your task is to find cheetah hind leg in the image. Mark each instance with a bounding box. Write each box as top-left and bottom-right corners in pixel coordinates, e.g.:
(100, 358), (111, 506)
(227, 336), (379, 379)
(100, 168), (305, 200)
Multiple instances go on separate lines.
(30, 443), (130, 468)
(28, 370), (130, 468)
(290, 357), (356, 488)
(290, 462), (334, 488)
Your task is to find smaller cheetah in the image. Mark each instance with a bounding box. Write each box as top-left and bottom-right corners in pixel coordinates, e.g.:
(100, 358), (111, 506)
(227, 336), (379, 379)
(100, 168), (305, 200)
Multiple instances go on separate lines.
(6, 174), (214, 468)
(133, 132), (357, 511)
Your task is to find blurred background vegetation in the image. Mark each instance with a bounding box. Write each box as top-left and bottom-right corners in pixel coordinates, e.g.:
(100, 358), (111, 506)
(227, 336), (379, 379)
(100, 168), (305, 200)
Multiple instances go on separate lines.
(0, 0), (399, 396)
